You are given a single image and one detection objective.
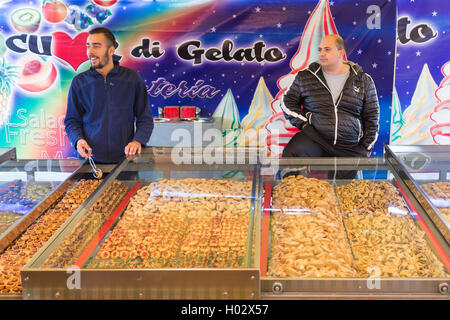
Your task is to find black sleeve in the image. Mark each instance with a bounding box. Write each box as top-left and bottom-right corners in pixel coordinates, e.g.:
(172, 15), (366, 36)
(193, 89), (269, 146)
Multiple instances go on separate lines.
(360, 74), (380, 150)
(281, 72), (308, 130)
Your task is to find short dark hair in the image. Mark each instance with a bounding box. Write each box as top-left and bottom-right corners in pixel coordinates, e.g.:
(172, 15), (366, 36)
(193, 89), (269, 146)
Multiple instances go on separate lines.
(334, 35), (346, 52)
(329, 34), (346, 52)
(89, 27), (116, 48)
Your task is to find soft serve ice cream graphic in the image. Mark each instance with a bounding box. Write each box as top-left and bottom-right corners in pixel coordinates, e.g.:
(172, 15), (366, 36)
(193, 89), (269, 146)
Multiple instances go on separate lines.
(212, 89), (242, 146)
(237, 77), (273, 146)
(394, 64), (438, 145)
(265, 0), (341, 156)
(430, 61), (450, 144)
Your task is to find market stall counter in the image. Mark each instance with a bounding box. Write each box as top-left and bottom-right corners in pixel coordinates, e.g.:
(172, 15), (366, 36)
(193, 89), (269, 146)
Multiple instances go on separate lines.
(21, 147), (261, 300)
(0, 158), (118, 299)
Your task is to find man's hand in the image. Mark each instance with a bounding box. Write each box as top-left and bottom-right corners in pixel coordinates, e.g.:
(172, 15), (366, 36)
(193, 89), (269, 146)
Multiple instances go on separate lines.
(124, 140), (142, 156)
(76, 139), (93, 158)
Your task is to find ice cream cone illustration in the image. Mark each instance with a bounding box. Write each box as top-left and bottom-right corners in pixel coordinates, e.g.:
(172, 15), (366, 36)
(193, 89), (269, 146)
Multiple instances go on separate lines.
(0, 58), (19, 126)
(430, 61), (450, 145)
(212, 89), (242, 146)
(265, 0), (341, 156)
(390, 87), (404, 144)
(395, 64), (438, 145)
(237, 77), (273, 146)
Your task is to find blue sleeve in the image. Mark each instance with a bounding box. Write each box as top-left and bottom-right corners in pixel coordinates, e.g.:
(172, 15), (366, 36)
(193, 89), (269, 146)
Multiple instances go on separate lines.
(132, 75), (154, 145)
(64, 79), (85, 149)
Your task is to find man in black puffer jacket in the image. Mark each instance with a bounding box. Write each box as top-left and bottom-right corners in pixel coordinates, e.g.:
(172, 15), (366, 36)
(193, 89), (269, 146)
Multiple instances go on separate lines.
(281, 35), (379, 161)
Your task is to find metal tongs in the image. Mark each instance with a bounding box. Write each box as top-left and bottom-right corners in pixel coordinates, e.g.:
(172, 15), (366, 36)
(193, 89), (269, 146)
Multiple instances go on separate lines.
(88, 156), (103, 179)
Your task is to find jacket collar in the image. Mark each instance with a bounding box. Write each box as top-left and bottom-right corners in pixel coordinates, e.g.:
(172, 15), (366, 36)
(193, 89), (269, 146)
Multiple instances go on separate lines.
(308, 61), (362, 77)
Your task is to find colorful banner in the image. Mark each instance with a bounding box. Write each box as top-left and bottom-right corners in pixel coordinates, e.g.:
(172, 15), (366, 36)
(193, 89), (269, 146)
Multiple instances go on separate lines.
(0, 0), (396, 159)
(391, 0), (450, 145)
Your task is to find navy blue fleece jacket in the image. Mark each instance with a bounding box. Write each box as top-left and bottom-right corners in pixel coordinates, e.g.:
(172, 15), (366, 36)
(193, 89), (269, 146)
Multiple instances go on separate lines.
(64, 61), (154, 163)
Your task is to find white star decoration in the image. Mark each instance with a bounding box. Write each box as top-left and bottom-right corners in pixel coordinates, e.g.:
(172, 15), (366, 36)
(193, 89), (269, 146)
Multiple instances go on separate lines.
(353, 21), (357, 26)
(211, 27), (216, 32)
(357, 49), (363, 55)
(416, 50), (421, 56)
(432, 11), (437, 16)
(330, 1), (335, 5)
(277, 23), (282, 28)
(387, 51), (392, 55)
(255, 7), (261, 13)
(372, 63), (378, 68)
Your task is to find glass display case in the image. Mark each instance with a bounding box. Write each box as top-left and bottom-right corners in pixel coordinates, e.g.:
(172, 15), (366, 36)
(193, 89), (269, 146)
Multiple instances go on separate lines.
(6, 147), (449, 300)
(0, 147), (16, 164)
(0, 158), (116, 299)
(22, 147), (261, 300)
(259, 157), (450, 299)
(385, 145), (450, 246)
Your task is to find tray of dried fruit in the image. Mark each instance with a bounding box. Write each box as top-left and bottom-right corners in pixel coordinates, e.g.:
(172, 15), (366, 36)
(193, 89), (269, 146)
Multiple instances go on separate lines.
(0, 158), (117, 299)
(259, 157), (450, 299)
(385, 145), (450, 245)
(22, 147), (262, 300)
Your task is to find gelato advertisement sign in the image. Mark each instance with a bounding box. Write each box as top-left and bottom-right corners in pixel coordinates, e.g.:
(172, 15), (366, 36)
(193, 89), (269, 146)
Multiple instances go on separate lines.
(0, 0), (396, 158)
(391, 0), (450, 145)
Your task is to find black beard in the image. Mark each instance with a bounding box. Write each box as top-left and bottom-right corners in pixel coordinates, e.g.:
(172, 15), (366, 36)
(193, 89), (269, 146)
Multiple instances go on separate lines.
(91, 54), (110, 69)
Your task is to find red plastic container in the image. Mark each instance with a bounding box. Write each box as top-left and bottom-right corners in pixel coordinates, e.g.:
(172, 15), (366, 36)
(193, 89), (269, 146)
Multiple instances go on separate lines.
(180, 106), (196, 118)
(163, 106), (179, 118)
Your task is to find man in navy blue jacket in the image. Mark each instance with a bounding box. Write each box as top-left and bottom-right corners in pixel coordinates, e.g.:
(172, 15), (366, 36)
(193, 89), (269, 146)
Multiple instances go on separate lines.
(65, 27), (154, 163)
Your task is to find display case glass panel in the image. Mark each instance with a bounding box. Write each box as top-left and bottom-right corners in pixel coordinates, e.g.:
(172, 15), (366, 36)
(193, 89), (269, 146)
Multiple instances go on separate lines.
(22, 148), (261, 299)
(385, 145), (450, 245)
(260, 157), (449, 298)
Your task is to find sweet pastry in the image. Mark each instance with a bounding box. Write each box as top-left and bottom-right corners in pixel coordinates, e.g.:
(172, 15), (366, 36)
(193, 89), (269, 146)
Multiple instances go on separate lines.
(336, 180), (408, 216)
(272, 175), (340, 221)
(0, 180), (53, 215)
(0, 179), (100, 294)
(0, 212), (21, 234)
(420, 182), (450, 223)
(42, 180), (129, 268)
(88, 178), (252, 269)
(343, 213), (446, 277)
(268, 212), (358, 278)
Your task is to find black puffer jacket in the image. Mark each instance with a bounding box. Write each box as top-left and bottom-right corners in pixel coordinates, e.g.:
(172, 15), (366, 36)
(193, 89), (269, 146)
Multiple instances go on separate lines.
(282, 61), (379, 150)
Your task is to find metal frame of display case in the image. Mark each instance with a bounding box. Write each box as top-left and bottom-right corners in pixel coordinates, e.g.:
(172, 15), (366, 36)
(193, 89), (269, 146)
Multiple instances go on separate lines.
(259, 157), (450, 300)
(22, 148), (262, 300)
(385, 145), (450, 246)
(0, 147), (16, 164)
(0, 160), (117, 300)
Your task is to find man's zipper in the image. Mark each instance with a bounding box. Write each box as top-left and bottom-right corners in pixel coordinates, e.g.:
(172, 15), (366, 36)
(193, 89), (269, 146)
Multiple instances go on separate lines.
(307, 69), (340, 145)
(104, 77), (110, 161)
